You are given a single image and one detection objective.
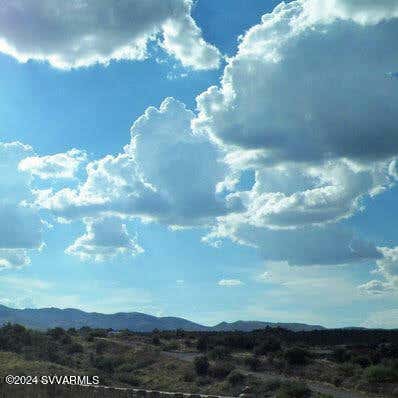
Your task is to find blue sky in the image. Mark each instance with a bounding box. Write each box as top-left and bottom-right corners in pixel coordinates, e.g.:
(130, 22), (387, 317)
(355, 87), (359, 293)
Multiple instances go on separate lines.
(0, 0), (398, 329)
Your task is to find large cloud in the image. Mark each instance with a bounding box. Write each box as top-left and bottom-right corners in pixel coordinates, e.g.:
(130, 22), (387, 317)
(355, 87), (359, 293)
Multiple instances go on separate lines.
(0, 142), (44, 268)
(205, 220), (381, 266)
(35, 98), (239, 260)
(193, 0), (398, 163)
(194, 0), (398, 267)
(228, 159), (394, 229)
(0, 0), (221, 70)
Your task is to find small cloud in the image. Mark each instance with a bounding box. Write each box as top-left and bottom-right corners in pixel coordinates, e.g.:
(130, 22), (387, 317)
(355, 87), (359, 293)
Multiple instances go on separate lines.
(19, 149), (87, 180)
(176, 279), (184, 285)
(357, 280), (394, 296)
(218, 279), (243, 287)
(385, 72), (398, 79)
(258, 271), (271, 282)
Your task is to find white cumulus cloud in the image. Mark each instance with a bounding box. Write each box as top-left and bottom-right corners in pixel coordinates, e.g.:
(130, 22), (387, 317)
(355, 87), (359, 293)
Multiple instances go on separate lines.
(194, 0), (398, 268)
(19, 149), (87, 179)
(0, 0), (221, 70)
(0, 142), (44, 268)
(65, 217), (143, 262)
(301, 0), (398, 25)
(218, 279), (243, 287)
(36, 97), (236, 228)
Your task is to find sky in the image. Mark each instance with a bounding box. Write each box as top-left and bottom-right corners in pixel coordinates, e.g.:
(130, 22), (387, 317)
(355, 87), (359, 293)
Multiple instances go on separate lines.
(0, 0), (398, 329)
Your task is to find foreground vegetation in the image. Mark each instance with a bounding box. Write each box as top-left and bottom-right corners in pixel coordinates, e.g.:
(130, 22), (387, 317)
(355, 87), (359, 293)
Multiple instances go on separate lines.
(0, 323), (397, 397)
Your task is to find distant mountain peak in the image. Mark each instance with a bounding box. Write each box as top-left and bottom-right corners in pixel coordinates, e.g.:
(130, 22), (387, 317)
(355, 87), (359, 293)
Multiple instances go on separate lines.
(0, 304), (326, 332)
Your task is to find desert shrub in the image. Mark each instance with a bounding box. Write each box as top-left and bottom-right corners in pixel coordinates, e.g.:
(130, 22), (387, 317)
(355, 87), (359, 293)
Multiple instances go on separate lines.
(60, 334), (72, 345)
(196, 376), (211, 386)
(276, 381), (310, 398)
(117, 363), (136, 373)
(92, 356), (116, 373)
(364, 365), (398, 383)
(210, 361), (234, 379)
(116, 372), (140, 386)
(227, 370), (246, 386)
(163, 341), (179, 351)
(90, 329), (108, 338)
(197, 336), (209, 352)
(184, 339), (193, 348)
(131, 350), (158, 369)
(254, 337), (281, 355)
(183, 368), (196, 382)
(86, 334), (94, 342)
(166, 362), (177, 371)
(338, 362), (357, 377)
(209, 345), (231, 360)
(47, 342), (62, 363)
(263, 379), (282, 391)
(194, 355), (209, 376)
(152, 335), (160, 345)
(245, 355), (262, 371)
(95, 340), (107, 355)
(352, 355), (371, 368)
(67, 342), (84, 354)
(284, 347), (310, 366)
(47, 327), (66, 340)
(332, 347), (350, 363)
(176, 328), (185, 338)
(378, 343), (398, 359)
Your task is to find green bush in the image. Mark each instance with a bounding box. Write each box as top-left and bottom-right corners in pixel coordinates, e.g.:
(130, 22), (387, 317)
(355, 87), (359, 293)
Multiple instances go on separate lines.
(95, 340), (107, 355)
(163, 341), (179, 351)
(227, 370), (246, 386)
(332, 347), (350, 363)
(152, 335), (160, 345)
(60, 334), (72, 345)
(196, 376), (211, 386)
(245, 355), (262, 371)
(197, 336), (209, 352)
(364, 365), (398, 383)
(284, 347), (310, 366)
(183, 368), (196, 382)
(67, 342), (84, 354)
(130, 350), (158, 369)
(116, 372), (140, 386)
(47, 327), (66, 340)
(184, 339), (193, 348)
(254, 337), (281, 355)
(194, 355), (209, 376)
(352, 355), (371, 368)
(338, 362), (357, 377)
(117, 363), (136, 373)
(92, 356), (116, 373)
(209, 346), (231, 361)
(276, 381), (310, 398)
(210, 361), (234, 379)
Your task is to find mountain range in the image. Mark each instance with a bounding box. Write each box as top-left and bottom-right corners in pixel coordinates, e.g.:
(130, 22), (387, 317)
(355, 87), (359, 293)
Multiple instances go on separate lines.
(0, 305), (325, 332)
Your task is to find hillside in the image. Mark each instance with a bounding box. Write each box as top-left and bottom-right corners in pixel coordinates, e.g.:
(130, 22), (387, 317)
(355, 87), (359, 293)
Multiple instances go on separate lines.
(213, 321), (325, 332)
(0, 305), (325, 332)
